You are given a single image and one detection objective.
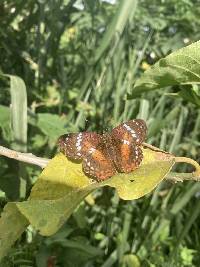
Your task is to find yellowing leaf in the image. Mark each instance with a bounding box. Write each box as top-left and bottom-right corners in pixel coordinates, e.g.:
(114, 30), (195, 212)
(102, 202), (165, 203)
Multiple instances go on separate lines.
(16, 153), (95, 235)
(0, 148), (175, 259)
(15, 149), (174, 236)
(29, 153), (91, 200)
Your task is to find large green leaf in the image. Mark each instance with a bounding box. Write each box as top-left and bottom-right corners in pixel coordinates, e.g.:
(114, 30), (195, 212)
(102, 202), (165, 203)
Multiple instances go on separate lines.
(129, 40), (200, 104)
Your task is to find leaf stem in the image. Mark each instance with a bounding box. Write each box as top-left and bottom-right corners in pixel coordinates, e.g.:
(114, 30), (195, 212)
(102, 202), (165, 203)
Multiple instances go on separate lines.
(142, 142), (200, 179)
(174, 156), (200, 175)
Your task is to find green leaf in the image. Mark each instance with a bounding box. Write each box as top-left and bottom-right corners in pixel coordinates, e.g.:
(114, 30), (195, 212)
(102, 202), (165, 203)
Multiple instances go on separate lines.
(0, 105), (10, 129)
(8, 75), (28, 198)
(0, 74), (28, 198)
(0, 74), (27, 151)
(179, 85), (200, 107)
(57, 238), (103, 266)
(122, 254), (141, 267)
(0, 105), (12, 141)
(0, 203), (28, 260)
(129, 40), (200, 104)
(36, 113), (67, 141)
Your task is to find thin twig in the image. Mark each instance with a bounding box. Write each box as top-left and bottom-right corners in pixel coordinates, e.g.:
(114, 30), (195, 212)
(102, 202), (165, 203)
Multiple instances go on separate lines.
(0, 145), (49, 168)
(142, 142), (171, 154)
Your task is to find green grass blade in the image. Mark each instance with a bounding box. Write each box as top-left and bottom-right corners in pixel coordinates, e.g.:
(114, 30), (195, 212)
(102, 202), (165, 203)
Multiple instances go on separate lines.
(9, 75), (27, 152)
(94, 0), (138, 63)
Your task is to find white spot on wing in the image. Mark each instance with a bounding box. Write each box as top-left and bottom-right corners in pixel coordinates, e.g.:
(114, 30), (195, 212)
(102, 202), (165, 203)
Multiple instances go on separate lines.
(76, 133), (83, 151)
(123, 140), (130, 145)
(123, 123), (132, 131)
(89, 147), (95, 154)
(123, 123), (137, 139)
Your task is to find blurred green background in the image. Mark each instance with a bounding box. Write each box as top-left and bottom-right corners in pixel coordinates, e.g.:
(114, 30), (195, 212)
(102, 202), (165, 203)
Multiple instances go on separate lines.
(0, 0), (200, 266)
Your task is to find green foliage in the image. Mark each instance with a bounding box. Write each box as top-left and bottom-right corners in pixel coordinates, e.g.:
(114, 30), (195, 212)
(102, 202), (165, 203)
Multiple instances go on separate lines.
(0, 0), (200, 266)
(129, 40), (200, 106)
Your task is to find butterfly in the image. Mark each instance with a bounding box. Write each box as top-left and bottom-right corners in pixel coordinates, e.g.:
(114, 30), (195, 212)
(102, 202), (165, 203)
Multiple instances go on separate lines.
(58, 119), (147, 181)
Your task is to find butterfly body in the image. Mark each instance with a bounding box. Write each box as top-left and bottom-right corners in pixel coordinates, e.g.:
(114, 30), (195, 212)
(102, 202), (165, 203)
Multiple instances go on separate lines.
(58, 119), (147, 181)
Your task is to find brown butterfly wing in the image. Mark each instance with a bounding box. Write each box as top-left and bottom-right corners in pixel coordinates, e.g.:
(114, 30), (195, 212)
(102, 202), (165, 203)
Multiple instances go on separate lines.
(113, 138), (143, 173)
(83, 142), (116, 181)
(58, 132), (116, 181)
(111, 119), (146, 173)
(58, 132), (102, 160)
(112, 119), (147, 145)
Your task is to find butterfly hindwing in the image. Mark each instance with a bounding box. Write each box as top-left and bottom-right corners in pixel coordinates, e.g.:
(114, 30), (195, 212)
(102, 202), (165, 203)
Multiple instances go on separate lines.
(83, 142), (116, 181)
(58, 132), (102, 160)
(113, 139), (143, 173)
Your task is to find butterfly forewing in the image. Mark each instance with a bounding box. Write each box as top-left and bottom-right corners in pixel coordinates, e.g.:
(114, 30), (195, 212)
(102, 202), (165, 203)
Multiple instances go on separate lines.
(110, 119), (147, 173)
(58, 132), (102, 160)
(112, 119), (147, 145)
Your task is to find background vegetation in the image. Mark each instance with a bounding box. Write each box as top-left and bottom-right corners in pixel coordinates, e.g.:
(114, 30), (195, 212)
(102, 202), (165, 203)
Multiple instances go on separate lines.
(0, 0), (200, 266)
